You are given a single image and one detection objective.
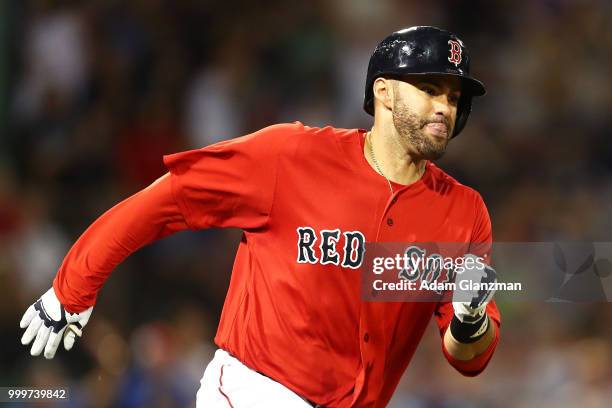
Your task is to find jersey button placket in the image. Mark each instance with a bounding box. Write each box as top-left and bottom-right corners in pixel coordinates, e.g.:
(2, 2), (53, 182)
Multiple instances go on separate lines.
(386, 194), (396, 227)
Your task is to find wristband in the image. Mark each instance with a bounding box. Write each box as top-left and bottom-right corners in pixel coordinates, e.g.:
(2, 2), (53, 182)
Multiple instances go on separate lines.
(450, 313), (489, 344)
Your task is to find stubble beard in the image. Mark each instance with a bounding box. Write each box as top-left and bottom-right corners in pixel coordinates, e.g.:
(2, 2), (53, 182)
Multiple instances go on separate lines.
(392, 98), (449, 161)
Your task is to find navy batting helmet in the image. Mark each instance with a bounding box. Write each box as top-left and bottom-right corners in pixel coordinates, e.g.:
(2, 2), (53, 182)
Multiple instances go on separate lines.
(363, 26), (486, 137)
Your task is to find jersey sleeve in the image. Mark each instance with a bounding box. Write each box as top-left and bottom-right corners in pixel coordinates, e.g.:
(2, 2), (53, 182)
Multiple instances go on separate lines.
(434, 301), (501, 376)
(434, 191), (501, 376)
(162, 123), (295, 230)
(468, 191), (493, 258)
(53, 174), (189, 313)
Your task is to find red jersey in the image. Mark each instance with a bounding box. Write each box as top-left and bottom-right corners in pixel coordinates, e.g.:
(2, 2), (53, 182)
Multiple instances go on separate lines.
(54, 122), (500, 408)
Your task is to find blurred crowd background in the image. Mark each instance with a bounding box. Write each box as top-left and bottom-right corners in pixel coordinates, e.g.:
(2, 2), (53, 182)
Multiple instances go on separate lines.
(1, 0), (611, 407)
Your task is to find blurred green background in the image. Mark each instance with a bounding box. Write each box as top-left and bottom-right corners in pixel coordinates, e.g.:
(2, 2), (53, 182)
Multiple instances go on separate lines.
(0, 0), (611, 407)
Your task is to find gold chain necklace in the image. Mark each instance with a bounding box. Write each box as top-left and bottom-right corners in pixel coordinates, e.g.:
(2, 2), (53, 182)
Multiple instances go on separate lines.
(367, 132), (394, 195)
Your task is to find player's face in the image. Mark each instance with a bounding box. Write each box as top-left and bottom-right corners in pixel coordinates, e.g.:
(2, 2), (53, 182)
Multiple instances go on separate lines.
(391, 75), (461, 160)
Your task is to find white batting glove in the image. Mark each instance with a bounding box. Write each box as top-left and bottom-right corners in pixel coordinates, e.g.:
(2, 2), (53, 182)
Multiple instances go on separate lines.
(450, 254), (496, 343)
(20, 287), (93, 359)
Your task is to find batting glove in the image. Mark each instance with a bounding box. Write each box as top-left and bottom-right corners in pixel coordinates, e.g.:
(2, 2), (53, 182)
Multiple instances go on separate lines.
(450, 254), (497, 343)
(20, 287), (93, 359)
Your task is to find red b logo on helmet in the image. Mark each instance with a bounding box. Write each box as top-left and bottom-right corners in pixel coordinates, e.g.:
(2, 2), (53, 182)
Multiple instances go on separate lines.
(448, 40), (462, 67)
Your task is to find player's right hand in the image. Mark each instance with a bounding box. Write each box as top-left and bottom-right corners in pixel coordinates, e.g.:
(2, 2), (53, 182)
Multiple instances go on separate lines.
(19, 287), (93, 359)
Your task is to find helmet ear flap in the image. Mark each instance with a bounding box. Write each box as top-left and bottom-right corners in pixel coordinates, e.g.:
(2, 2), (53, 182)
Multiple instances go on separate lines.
(452, 94), (472, 138)
(364, 78), (375, 116)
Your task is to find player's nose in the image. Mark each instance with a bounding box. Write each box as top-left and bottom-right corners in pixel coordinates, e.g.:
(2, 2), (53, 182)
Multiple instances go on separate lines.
(432, 94), (452, 117)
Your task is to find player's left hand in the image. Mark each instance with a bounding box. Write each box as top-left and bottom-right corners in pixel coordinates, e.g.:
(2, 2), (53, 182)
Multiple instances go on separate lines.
(19, 287), (93, 359)
(452, 254), (497, 323)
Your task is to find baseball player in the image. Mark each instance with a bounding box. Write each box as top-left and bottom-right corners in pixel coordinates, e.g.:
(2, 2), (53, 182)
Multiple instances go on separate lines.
(19, 26), (501, 407)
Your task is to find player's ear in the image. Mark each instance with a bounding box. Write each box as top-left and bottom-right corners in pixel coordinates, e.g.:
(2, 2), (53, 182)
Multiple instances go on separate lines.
(373, 77), (394, 112)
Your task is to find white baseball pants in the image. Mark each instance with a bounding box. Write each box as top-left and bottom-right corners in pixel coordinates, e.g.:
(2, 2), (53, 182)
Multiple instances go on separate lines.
(196, 349), (315, 408)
